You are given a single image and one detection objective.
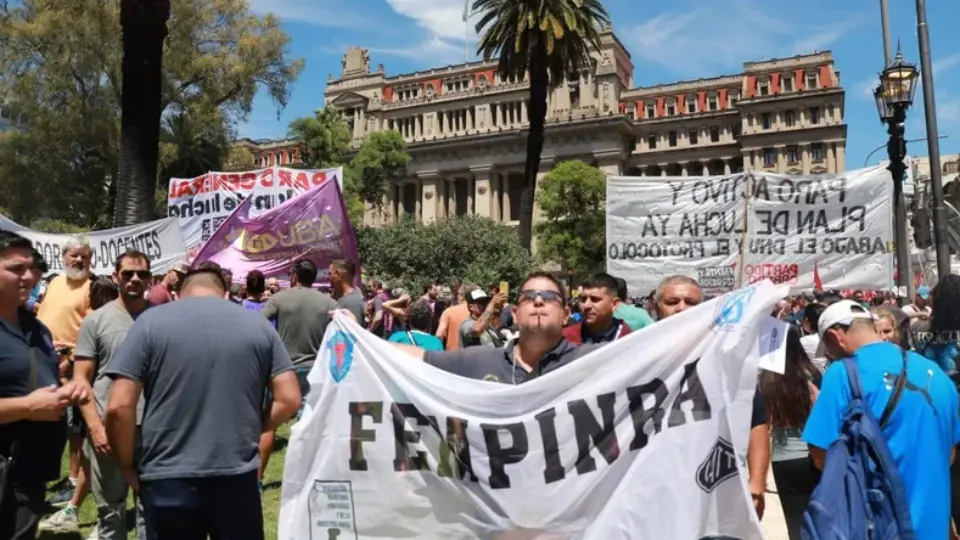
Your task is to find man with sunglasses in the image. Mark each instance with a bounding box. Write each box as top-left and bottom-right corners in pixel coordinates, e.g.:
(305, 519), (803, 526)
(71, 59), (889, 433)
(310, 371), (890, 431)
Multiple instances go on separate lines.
(394, 272), (601, 384)
(69, 250), (152, 540)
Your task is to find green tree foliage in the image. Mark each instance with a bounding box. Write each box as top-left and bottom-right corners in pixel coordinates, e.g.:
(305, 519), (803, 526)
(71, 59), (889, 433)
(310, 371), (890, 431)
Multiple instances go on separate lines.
(534, 160), (606, 277)
(357, 215), (533, 293)
(473, 0), (609, 253)
(0, 0), (303, 227)
(346, 131), (410, 210)
(29, 218), (90, 234)
(288, 107), (351, 168)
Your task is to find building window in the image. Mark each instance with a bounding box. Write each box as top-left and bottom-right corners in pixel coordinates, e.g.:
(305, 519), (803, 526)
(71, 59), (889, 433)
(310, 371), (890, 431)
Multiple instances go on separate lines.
(785, 110), (796, 127)
(809, 107), (821, 125)
(763, 148), (776, 167)
(811, 143), (825, 162)
(668, 131), (677, 147)
(689, 129), (699, 145)
(708, 95), (718, 111)
(787, 145), (799, 164)
(648, 134), (657, 149)
(827, 104), (835, 120)
(710, 126), (720, 143)
(732, 124), (741, 138)
(666, 100), (676, 116)
(646, 103), (656, 118)
(759, 80), (770, 96)
(686, 97), (697, 114)
(806, 72), (819, 89)
(762, 113), (771, 130)
(782, 76), (794, 92)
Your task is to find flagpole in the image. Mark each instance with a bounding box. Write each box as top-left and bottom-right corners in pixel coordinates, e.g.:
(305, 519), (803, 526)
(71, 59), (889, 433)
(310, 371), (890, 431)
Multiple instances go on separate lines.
(463, 0), (470, 63)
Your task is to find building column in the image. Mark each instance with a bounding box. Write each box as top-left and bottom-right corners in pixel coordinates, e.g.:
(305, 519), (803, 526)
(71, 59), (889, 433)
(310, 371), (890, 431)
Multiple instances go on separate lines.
(660, 166), (668, 177)
(595, 155), (622, 176)
(418, 172), (441, 223)
(471, 167), (492, 217)
(724, 159), (732, 175)
(828, 142), (838, 173)
(520, 101), (528, 124)
(492, 103), (500, 126)
(467, 108), (475, 131)
(358, 108), (365, 138)
(836, 144), (846, 172)
(776, 145), (787, 172)
(680, 162), (689, 176)
(502, 173), (512, 221)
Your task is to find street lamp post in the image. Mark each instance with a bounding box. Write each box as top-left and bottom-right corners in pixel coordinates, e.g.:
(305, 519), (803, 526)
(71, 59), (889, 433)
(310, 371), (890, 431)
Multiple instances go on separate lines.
(874, 48), (920, 306)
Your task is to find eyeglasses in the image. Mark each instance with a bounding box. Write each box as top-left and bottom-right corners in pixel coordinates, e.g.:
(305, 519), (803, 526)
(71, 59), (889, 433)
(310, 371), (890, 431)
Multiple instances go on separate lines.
(120, 270), (152, 281)
(517, 289), (564, 304)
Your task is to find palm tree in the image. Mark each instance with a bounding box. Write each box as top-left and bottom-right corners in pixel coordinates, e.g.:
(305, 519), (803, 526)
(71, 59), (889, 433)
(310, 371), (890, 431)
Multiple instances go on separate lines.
(473, 0), (609, 252)
(114, 0), (171, 226)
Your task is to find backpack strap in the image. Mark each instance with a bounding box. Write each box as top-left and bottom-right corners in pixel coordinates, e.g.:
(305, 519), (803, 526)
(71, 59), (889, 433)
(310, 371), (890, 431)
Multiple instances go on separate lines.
(878, 347), (909, 428)
(841, 358), (864, 400)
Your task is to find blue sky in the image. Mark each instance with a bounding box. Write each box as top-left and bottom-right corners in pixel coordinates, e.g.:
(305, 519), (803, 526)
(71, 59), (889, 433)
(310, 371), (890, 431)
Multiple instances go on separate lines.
(240, 0), (960, 169)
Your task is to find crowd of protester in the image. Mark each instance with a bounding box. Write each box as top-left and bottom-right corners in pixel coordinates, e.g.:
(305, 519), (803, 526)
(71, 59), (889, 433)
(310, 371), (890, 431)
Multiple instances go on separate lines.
(2, 227), (960, 539)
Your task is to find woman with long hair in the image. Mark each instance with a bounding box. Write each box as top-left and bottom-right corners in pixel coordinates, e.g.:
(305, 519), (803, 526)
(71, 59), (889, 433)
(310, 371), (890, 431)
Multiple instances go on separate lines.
(919, 274), (960, 374)
(759, 325), (822, 540)
(871, 307), (901, 346)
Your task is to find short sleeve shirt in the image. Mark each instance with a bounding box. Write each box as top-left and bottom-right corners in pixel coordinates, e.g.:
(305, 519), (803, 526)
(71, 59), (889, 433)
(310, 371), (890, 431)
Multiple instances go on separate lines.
(105, 297), (293, 481)
(802, 341), (960, 540)
(424, 339), (599, 384)
(74, 302), (148, 423)
(0, 310), (66, 484)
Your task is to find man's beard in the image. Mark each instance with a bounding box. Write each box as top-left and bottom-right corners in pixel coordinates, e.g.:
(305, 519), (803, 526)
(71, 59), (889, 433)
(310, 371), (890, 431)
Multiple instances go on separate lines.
(65, 267), (89, 281)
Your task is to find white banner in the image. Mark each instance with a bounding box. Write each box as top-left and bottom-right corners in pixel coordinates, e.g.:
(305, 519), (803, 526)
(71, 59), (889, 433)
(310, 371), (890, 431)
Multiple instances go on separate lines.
(0, 214), (187, 276)
(279, 282), (787, 539)
(166, 166), (344, 255)
(606, 167), (894, 295)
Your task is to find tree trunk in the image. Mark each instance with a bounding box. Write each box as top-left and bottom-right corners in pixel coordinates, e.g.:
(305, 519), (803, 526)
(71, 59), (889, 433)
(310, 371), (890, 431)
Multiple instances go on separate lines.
(114, 0), (170, 226)
(518, 48), (550, 253)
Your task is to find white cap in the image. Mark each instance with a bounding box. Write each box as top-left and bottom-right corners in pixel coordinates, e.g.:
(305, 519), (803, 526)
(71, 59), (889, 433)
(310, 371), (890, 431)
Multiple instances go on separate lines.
(467, 289), (490, 303)
(815, 300), (877, 357)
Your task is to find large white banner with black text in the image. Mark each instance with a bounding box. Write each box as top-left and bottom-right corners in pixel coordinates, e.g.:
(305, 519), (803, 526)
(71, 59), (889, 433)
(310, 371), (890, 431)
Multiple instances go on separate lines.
(0, 214), (186, 276)
(606, 167), (894, 295)
(279, 282), (786, 539)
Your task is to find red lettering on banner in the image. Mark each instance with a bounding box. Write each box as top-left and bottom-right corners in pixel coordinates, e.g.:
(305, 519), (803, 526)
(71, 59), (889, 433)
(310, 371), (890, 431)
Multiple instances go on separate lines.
(170, 168), (333, 198)
(744, 263), (799, 285)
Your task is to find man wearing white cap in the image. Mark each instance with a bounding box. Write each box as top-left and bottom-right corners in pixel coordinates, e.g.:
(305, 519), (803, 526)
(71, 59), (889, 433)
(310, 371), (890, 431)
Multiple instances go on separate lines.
(803, 300), (960, 540)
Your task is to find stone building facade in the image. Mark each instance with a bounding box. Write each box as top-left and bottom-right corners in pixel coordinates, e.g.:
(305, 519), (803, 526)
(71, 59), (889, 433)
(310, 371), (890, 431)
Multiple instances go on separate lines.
(238, 28), (847, 226)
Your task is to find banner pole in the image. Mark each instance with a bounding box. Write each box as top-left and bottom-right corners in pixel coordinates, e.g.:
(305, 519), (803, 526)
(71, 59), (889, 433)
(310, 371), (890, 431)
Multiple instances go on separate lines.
(737, 173), (751, 288)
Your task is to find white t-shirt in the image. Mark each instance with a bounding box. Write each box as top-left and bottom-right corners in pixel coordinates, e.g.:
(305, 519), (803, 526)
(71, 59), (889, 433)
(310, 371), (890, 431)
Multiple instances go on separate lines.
(902, 304), (932, 317)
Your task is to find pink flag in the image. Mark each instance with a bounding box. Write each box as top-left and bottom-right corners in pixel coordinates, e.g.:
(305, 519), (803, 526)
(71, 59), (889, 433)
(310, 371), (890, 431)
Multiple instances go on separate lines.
(191, 179), (359, 285)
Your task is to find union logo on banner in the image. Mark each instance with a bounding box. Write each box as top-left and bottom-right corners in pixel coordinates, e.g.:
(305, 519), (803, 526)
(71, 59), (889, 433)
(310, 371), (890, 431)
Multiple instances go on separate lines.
(327, 331), (355, 383)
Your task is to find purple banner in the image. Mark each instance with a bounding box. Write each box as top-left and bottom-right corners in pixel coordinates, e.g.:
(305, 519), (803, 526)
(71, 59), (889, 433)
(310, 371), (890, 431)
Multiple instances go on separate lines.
(191, 179), (359, 285)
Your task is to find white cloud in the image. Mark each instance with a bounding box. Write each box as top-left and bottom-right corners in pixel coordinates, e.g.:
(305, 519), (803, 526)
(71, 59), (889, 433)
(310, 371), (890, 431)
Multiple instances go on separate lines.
(933, 52), (960, 76)
(369, 34), (466, 65)
(385, 0), (476, 42)
(627, 0), (860, 77)
(247, 0), (369, 29)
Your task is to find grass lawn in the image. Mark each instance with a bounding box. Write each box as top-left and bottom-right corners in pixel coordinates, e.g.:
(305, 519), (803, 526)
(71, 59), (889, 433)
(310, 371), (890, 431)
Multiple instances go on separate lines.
(38, 424), (290, 540)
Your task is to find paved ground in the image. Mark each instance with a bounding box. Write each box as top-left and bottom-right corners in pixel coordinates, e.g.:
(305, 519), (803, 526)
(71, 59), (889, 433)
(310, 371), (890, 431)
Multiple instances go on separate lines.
(761, 465), (789, 540)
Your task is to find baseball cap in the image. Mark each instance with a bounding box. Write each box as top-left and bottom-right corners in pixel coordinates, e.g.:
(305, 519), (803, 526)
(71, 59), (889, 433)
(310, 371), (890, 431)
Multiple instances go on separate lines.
(467, 289), (490, 303)
(815, 300), (878, 358)
(917, 285), (931, 299)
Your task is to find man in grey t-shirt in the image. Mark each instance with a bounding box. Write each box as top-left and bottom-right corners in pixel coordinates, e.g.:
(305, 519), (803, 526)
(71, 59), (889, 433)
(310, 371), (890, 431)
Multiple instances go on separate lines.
(260, 259), (336, 483)
(329, 258), (365, 324)
(104, 268), (301, 540)
(72, 251), (151, 540)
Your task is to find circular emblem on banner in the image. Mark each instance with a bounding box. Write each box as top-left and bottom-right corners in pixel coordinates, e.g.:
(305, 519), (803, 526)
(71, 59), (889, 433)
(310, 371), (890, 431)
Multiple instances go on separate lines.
(327, 331), (355, 383)
(712, 287), (755, 332)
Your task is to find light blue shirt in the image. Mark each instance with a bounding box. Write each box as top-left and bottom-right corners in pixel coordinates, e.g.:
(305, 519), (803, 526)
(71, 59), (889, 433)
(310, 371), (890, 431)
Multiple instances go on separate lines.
(387, 330), (444, 352)
(803, 341), (960, 540)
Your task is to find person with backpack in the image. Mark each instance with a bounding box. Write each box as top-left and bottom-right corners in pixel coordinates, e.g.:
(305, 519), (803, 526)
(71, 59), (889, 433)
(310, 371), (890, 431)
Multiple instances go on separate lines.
(802, 300), (960, 540)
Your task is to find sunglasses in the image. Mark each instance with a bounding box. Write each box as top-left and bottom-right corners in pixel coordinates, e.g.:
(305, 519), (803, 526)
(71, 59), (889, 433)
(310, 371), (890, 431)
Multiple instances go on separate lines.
(120, 270), (152, 281)
(517, 289), (564, 304)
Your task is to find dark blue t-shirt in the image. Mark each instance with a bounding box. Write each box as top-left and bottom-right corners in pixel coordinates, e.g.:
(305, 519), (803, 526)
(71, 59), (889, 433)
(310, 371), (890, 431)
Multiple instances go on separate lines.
(0, 310), (66, 484)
